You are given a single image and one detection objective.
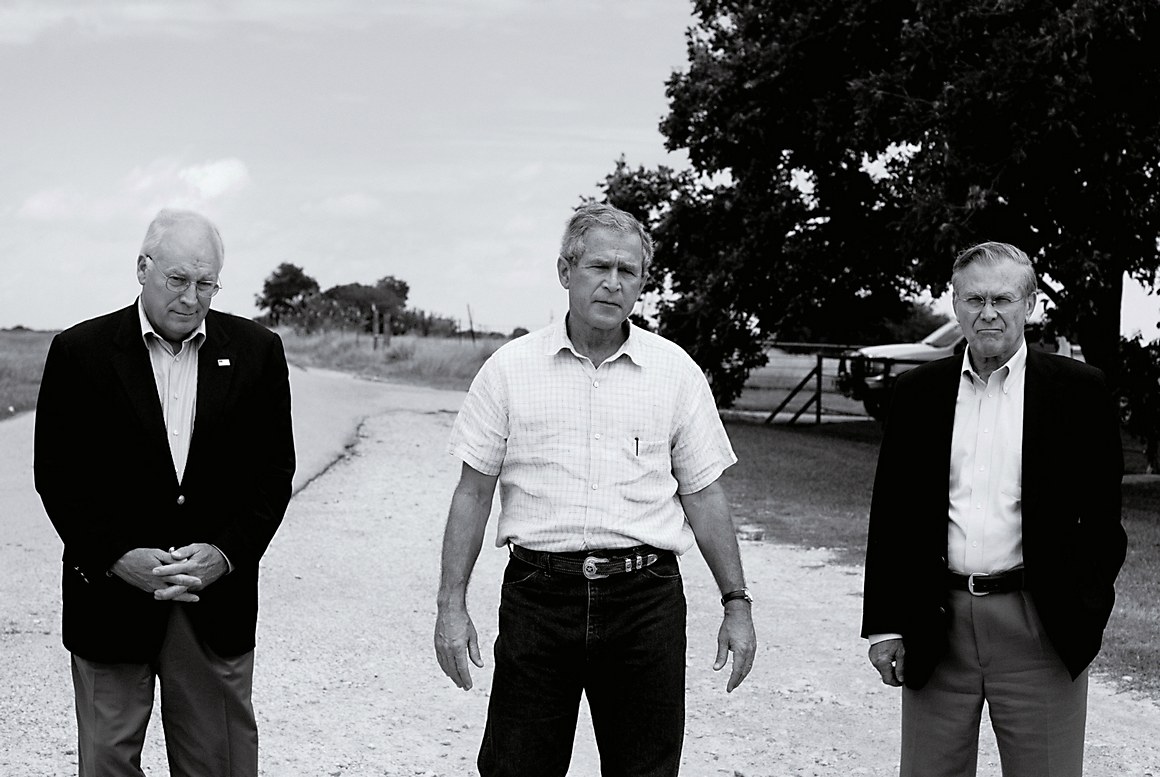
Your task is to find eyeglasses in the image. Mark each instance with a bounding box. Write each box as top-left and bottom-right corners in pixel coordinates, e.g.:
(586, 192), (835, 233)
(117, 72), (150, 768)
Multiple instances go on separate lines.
(955, 294), (1024, 312)
(145, 255), (223, 298)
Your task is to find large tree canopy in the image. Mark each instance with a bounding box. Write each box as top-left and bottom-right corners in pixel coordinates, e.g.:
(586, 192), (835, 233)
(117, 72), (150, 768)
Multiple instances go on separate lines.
(255, 262), (320, 326)
(602, 0), (1160, 404)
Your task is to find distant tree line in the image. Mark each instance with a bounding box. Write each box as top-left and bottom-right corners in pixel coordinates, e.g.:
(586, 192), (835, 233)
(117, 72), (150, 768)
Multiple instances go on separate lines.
(253, 262), (460, 337)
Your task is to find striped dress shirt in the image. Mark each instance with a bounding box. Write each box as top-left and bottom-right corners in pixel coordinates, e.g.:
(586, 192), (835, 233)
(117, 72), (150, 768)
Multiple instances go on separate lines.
(137, 298), (205, 484)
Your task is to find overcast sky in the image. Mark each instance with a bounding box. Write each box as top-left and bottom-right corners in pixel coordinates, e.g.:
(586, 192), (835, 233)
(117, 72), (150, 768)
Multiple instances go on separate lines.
(2, 1), (1157, 340)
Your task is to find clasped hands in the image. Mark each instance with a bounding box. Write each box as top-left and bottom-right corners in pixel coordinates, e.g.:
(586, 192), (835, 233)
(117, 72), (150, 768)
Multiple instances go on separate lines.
(111, 544), (228, 602)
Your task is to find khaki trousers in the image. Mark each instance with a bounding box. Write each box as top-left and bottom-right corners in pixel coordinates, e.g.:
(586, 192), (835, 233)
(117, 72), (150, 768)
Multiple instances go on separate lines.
(900, 589), (1088, 777)
(71, 604), (257, 777)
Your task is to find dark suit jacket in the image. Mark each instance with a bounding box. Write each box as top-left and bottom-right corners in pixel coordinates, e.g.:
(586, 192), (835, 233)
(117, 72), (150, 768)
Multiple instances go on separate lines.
(861, 348), (1125, 689)
(34, 303), (295, 662)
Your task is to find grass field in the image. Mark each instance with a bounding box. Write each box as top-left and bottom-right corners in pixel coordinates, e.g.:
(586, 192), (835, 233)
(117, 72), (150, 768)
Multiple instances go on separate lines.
(2, 326), (1157, 693)
(0, 328), (54, 418)
(723, 417), (1160, 696)
(276, 328), (503, 390)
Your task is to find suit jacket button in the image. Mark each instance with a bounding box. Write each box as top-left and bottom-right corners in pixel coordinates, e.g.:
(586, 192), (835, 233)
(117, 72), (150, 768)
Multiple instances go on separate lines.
(176, 495), (186, 505)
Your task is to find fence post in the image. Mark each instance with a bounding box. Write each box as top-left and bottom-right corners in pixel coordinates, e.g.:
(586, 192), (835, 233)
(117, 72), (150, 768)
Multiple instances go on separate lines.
(816, 352), (823, 424)
(371, 303), (380, 351)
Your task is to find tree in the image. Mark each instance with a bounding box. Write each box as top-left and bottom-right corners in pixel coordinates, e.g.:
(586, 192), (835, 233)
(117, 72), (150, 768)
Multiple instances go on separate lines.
(320, 276), (410, 332)
(600, 0), (1160, 403)
(255, 263), (320, 326)
(1120, 335), (1160, 473)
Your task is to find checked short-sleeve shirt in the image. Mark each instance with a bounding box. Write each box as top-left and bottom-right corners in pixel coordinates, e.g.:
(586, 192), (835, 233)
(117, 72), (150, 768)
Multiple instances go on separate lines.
(448, 319), (737, 554)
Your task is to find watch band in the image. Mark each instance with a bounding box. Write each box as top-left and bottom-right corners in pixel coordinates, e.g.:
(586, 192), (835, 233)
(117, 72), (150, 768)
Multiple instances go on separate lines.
(721, 587), (753, 606)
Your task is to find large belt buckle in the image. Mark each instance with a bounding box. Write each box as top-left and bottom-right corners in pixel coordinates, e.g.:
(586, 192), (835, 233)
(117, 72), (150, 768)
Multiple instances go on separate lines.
(582, 556), (609, 580)
(967, 572), (991, 596)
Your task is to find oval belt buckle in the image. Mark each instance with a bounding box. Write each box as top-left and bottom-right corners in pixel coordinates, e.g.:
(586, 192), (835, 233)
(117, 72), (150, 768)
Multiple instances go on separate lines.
(582, 556), (609, 580)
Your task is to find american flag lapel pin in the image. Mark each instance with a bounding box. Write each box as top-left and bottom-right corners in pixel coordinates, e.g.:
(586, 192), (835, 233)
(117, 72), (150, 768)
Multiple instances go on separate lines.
(218, 358), (231, 367)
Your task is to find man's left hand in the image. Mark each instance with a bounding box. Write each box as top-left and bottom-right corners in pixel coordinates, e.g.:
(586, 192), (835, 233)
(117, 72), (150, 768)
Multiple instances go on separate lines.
(152, 543), (228, 596)
(714, 603), (757, 692)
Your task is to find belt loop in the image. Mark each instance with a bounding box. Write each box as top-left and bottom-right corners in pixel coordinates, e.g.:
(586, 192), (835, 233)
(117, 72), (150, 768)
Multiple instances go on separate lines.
(544, 551), (551, 578)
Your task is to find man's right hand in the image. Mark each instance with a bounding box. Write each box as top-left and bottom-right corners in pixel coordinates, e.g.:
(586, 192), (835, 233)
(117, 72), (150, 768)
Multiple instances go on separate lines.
(434, 604), (484, 690)
(111, 548), (201, 602)
(868, 638), (905, 686)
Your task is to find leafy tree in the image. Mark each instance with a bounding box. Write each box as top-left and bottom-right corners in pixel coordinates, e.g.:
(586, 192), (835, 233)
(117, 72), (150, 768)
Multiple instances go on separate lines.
(321, 276), (410, 332)
(600, 0), (1160, 403)
(255, 263), (320, 326)
(1120, 336), (1160, 473)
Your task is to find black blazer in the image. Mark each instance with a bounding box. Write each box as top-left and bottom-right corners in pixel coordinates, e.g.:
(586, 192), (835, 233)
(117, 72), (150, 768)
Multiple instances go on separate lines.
(861, 348), (1125, 689)
(34, 303), (295, 662)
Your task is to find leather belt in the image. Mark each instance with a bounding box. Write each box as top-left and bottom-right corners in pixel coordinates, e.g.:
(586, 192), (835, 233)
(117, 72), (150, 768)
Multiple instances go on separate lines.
(509, 543), (670, 580)
(947, 568), (1025, 596)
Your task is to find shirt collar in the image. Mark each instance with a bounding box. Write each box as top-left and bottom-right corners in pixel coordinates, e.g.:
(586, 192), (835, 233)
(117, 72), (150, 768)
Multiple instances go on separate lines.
(960, 339), (1027, 394)
(137, 297), (207, 352)
(545, 316), (643, 366)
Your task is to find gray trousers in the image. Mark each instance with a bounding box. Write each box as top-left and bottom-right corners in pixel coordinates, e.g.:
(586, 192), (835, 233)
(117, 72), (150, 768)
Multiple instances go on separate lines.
(901, 589), (1088, 777)
(71, 605), (257, 777)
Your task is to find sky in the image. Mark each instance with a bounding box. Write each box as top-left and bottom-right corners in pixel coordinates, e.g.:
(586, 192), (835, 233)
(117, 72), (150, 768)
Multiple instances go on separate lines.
(2, 0), (1157, 341)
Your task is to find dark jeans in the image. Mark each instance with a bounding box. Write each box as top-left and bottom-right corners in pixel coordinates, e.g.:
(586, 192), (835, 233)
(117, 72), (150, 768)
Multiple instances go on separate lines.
(478, 551), (687, 777)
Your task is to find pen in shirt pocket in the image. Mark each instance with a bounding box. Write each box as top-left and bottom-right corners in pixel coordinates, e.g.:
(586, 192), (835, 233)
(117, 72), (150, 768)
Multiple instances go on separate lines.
(635, 436), (639, 456)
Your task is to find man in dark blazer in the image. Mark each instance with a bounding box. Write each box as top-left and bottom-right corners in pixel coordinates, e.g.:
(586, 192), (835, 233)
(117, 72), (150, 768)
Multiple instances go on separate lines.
(862, 241), (1125, 777)
(35, 209), (295, 777)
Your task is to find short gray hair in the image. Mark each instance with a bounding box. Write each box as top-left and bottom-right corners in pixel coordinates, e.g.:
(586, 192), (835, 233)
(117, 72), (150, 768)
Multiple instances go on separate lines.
(140, 209), (225, 263)
(559, 203), (654, 276)
(951, 241), (1037, 297)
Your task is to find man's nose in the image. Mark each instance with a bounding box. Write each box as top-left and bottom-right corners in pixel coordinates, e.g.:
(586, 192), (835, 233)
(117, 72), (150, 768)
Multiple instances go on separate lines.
(602, 268), (621, 290)
(177, 283), (200, 305)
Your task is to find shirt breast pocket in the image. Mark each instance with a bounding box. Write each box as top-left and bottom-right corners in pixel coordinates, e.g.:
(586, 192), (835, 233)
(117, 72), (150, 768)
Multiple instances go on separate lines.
(622, 437), (672, 501)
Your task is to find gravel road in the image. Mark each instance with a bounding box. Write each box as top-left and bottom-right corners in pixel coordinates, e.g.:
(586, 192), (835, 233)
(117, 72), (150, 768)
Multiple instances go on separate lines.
(2, 366), (1157, 775)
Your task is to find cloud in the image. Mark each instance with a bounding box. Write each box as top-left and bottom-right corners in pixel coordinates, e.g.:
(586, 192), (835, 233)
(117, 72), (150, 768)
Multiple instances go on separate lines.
(300, 192), (385, 219)
(179, 158), (251, 199)
(17, 157), (252, 222)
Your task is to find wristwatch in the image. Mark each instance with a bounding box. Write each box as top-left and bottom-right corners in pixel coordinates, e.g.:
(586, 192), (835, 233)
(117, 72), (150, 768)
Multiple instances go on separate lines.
(721, 587), (753, 606)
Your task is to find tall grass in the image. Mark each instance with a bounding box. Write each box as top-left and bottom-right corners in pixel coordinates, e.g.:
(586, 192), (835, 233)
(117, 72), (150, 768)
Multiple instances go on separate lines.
(275, 328), (504, 390)
(0, 329), (55, 418)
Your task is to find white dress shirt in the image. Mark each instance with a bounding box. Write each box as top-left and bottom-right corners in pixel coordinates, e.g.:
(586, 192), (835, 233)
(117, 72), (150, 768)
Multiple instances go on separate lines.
(948, 341), (1027, 575)
(448, 319), (737, 553)
(137, 298), (205, 484)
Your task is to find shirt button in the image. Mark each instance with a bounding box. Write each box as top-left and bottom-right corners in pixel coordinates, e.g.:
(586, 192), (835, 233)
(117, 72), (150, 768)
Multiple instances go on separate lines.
(591, 484), (598, 490)
(594, 433), (601, 440)
(593, 380), (599, 388)
(176, 495), (186, 505)
(172, 429), (180, 436)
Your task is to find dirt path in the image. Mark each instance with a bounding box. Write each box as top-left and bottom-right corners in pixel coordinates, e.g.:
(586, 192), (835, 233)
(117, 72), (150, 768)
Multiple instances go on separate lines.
(2, 368), (1158, 775)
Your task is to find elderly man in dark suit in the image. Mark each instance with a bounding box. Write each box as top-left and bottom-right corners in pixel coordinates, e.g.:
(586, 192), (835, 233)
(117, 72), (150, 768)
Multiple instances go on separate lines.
(862, 241), (1125, 777)
(35, 208), (295, 777)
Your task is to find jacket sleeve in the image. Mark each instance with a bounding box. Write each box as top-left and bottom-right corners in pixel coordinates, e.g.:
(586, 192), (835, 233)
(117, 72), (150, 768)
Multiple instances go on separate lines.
(34, 334), (139, 576)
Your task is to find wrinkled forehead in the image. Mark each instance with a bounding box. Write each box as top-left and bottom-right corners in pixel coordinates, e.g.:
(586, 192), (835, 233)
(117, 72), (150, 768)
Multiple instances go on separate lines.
(953, 257), (1032, 295)
(152, 222), (224, 275)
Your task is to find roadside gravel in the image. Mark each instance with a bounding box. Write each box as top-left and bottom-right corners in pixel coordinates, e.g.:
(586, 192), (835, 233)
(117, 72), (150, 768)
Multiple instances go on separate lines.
(2, 367), (1157, 775)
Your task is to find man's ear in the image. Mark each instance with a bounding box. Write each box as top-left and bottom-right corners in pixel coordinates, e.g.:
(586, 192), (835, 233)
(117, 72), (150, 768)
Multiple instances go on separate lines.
(557, 255), (571, 289)
(136, 255), (149, 286)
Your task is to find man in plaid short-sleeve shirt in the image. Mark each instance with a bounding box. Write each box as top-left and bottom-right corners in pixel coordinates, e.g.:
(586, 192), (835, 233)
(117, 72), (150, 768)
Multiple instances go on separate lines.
(434, 203), (758, 777)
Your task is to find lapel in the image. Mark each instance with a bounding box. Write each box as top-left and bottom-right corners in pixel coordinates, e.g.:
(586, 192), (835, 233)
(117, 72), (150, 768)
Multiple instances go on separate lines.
(192, 311), (235, 450)
(927, 357), (962, 473)
(1021, 349), (1052, 522)
(111, 304), (172, 466)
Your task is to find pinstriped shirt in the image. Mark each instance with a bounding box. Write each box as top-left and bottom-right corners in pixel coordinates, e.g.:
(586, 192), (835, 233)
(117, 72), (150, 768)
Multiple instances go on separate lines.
(449, 319), (737, 554)
(137, 298), (205, 484)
